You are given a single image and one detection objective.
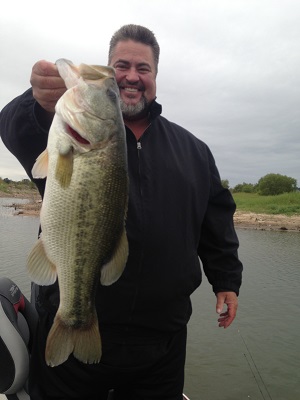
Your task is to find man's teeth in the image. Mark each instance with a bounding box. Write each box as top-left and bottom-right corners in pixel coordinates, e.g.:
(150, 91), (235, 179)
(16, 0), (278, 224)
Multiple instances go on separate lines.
(124, 88), (138, 92)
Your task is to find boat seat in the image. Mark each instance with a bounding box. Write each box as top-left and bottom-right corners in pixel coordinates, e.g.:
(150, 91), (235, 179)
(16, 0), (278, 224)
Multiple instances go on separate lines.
(0, 277), (38, 400)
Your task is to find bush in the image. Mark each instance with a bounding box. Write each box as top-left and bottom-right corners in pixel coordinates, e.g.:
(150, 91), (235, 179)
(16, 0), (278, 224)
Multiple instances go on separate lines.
(221, 179), (229, 189)
(233, 182), (256, 193)
(257, 173), (297, 196)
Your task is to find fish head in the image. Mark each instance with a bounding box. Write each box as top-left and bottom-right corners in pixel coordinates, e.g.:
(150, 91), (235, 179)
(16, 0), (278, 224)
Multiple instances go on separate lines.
(54, 59), (125, 153)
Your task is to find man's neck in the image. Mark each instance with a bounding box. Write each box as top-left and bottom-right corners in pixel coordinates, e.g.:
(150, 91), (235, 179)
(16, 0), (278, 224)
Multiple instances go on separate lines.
(124, 116), (150, 140)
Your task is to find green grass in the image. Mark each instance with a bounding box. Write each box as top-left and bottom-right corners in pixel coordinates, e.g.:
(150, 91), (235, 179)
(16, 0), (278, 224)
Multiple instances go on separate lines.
(232, 192), (300, 216)
(0, 181), (9, 193)
(0, 178), (37, 194)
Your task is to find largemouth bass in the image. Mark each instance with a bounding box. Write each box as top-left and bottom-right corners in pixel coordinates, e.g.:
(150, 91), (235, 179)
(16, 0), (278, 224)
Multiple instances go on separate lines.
(27, 59), (128, 367)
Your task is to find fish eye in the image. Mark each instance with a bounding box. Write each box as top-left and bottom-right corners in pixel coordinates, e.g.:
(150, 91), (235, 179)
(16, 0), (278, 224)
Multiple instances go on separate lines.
(107, 88), (117, 101)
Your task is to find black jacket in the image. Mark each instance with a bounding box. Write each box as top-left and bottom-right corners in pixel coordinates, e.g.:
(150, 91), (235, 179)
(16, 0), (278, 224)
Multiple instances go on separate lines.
(0, 89), (243, 334)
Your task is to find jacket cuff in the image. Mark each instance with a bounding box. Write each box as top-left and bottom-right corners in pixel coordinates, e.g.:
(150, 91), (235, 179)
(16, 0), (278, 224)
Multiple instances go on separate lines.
(33, 101), (54, 132)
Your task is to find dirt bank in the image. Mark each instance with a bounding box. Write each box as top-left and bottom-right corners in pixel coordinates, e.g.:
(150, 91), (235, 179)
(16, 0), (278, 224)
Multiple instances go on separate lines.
(0, 189), (42, 217)
(234, 210), (300, 232)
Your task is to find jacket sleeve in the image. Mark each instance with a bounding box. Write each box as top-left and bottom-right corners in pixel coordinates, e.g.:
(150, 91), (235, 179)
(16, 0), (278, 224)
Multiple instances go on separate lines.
(197, 148), (243, 295)
(0, 89), (52, 196)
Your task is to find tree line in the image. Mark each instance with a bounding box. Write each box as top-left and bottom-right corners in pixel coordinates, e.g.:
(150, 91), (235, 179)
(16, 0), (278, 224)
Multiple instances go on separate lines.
(1, 174), (298, 197)
(222, 173), (298, 196)
(0, 177), (36, 190)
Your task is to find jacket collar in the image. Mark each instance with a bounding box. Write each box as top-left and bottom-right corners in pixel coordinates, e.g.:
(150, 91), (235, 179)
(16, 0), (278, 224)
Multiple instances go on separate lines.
(148, 98), (162, 120)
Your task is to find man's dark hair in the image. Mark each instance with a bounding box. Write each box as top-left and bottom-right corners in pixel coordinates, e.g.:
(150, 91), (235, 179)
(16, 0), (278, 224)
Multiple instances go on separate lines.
(108, 24), (160, 74)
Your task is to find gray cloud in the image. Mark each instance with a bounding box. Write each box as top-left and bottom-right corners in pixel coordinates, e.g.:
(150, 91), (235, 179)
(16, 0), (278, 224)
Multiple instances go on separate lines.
(1, 0), (299, 187)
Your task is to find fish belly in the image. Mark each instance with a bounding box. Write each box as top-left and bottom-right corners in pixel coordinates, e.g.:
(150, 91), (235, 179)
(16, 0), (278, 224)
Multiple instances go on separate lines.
(41, 146), (128, 366)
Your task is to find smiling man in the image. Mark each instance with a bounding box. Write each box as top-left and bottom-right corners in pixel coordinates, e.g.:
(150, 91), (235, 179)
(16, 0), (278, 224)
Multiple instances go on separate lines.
(111, 41), (155, 117)
(0, 24), (243, 400)
(109, 31), (158, 139)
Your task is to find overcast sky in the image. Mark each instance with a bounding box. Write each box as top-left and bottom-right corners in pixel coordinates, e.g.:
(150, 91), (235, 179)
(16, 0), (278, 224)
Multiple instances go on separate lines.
(1, 0), (299, 187)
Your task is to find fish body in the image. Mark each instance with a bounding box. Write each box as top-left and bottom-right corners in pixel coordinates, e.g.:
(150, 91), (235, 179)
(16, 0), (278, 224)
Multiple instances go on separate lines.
(27, 59), (128, 367)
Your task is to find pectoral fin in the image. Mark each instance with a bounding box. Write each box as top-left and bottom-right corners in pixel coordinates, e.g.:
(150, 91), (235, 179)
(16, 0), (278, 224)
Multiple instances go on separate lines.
(32, 149), (49, 179)
(100, 228), (128, 286)
(55, 151), (73, 188)
(27, 236), (57, 285)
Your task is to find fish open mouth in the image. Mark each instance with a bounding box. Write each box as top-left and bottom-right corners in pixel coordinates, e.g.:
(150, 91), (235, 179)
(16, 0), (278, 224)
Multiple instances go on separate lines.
(67, 125), (90, 145)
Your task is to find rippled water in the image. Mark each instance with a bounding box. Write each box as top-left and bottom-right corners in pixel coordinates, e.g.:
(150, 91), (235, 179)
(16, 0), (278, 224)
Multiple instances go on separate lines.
(0, 198), (39, 297)
(0, 199), (299, 399)
(186, 228), (300, 400)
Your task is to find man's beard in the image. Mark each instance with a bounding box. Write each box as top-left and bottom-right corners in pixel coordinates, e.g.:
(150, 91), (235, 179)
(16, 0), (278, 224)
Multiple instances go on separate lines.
(120, 96), (149, 120)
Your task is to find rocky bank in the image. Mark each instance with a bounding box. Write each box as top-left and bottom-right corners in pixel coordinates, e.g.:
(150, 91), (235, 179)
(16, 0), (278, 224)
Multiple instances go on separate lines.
(0, 189), (42, 217)
(234, 210), (300, 232)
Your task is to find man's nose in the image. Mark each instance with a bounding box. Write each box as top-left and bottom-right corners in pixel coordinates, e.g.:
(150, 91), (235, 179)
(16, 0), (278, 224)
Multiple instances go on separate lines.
(125, 67), (139, 82)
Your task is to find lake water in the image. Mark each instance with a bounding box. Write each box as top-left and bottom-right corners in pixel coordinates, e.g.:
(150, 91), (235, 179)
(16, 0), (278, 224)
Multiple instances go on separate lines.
(0, 198), (40, 298)
(0, 197), (299, 400)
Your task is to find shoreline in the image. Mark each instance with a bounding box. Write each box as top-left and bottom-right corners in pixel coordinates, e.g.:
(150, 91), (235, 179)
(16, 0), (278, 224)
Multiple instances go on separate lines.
(0, 190), (42, 217)
(233, 210), (300, 232)
(1, 191), (300, 232)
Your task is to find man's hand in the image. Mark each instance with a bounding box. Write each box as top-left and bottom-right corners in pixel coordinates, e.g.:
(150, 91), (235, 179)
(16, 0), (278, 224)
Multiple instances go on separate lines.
(216, 291), (238, 329)
(30, 60), (67, 113)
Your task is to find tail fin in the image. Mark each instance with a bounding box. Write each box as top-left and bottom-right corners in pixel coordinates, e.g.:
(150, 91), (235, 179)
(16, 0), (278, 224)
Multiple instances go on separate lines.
(45, 313), (101, 367)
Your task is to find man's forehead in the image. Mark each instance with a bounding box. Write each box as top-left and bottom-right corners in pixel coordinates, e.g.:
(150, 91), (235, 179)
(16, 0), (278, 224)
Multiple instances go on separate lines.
(110, 40), (155, 65)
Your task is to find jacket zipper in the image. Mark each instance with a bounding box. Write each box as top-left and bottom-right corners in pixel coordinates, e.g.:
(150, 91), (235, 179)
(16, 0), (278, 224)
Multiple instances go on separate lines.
(126, 136), (144, 329)
(136, 121), (151, 151)
(126, 124), (151, 328)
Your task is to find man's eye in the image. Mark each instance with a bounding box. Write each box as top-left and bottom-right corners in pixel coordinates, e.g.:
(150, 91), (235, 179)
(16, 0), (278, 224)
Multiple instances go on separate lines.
(138, 67), (150, 73)
(115, 64), (127, 70)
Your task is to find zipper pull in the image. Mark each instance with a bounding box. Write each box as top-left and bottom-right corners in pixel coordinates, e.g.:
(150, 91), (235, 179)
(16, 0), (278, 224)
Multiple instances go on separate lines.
(137, 141), (142, 150)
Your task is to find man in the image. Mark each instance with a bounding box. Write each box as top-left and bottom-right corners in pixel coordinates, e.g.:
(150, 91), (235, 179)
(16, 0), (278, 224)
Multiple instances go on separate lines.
(0, 24), (243, 400)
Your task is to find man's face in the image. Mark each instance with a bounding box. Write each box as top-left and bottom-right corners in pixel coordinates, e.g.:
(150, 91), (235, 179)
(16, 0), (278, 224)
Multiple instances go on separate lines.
(109, 40), (157, 119)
